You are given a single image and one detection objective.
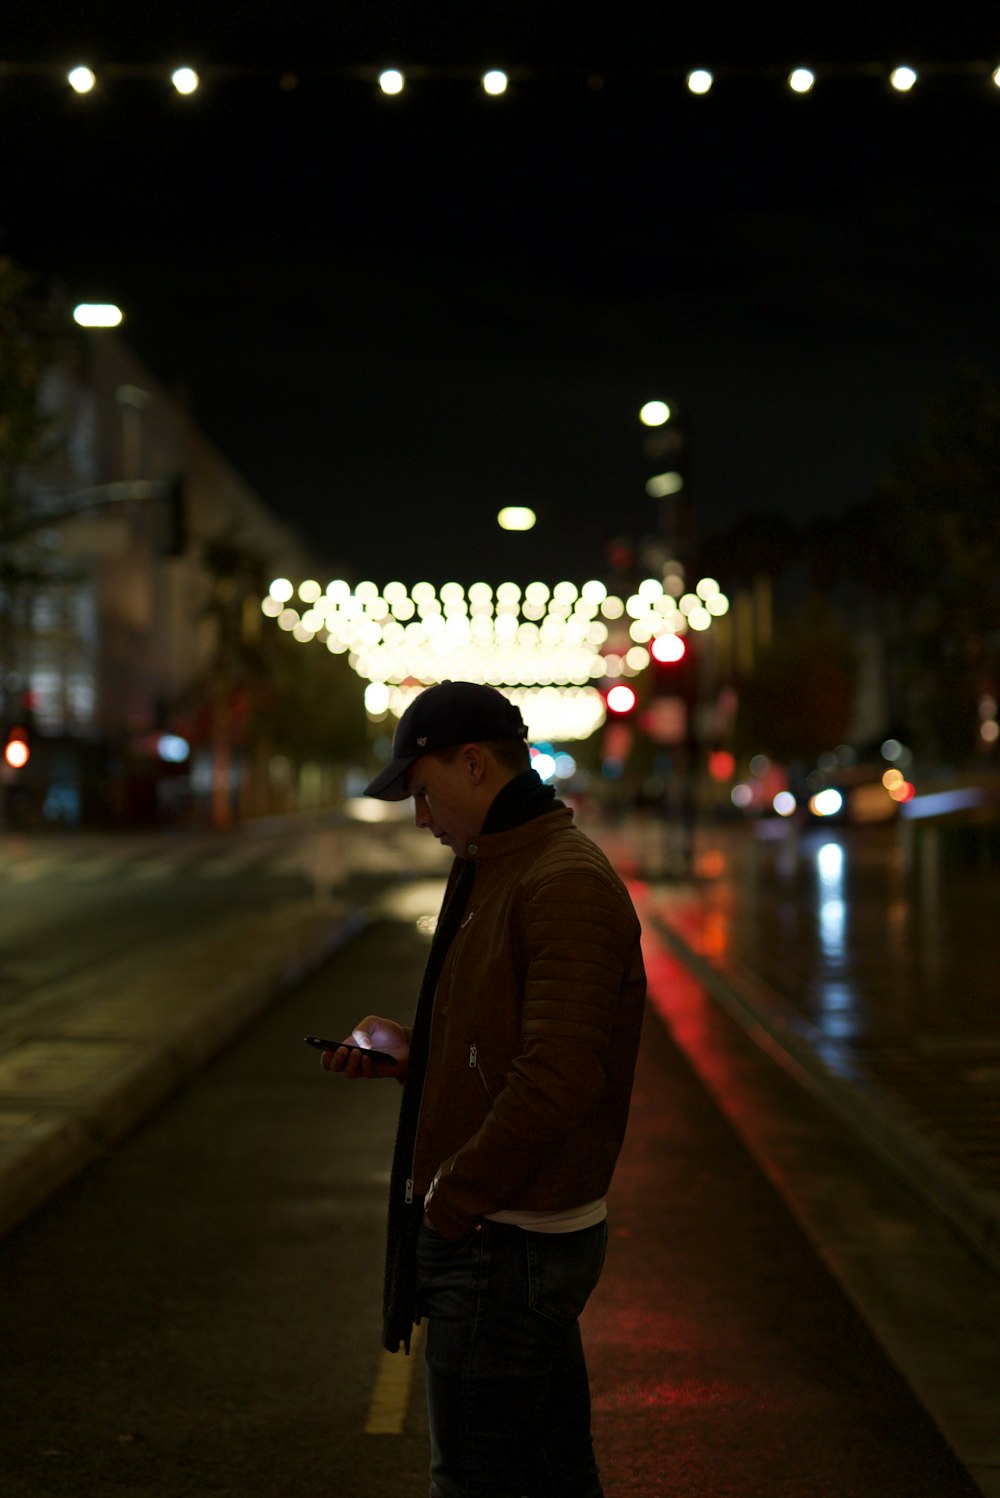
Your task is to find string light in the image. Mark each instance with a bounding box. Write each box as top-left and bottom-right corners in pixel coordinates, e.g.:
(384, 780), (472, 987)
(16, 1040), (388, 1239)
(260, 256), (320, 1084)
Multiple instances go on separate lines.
(170, 67), (200, 96)
(67, 65), (96, 94)
(482, 69), (509, 96)
(261, 572), (729, 739)
(788, 68), (816, 94)
(0, 58), (991, 98)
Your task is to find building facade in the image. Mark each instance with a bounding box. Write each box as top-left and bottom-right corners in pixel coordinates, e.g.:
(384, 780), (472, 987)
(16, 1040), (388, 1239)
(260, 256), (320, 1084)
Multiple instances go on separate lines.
(1, 319), (325, 828)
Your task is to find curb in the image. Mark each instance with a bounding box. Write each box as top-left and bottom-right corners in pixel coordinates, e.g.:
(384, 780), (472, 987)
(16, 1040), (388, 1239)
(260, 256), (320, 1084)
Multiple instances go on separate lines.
(0, 902), (367, 1241)
(649, 906), (1000, 1279)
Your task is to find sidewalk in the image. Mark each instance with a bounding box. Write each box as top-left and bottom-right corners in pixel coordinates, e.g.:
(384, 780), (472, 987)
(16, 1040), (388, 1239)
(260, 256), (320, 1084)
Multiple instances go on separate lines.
(0, 892), (363, 1240)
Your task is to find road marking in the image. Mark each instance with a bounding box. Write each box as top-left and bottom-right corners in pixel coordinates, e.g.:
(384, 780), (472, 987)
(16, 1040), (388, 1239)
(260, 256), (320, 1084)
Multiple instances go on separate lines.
(364, 1323), (423, 1434)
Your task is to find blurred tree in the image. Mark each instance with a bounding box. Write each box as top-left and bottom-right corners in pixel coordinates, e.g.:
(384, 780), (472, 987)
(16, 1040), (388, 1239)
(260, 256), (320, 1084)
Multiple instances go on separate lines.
(0, 258), (51, 491)
(735, 593), (856, 763)
(697, 511), (800, 589)
(255, 624), (367, 765)
(187, 536), (366, 824)
(869, 364), (1000, 762)
(702, 367), (1000, 767)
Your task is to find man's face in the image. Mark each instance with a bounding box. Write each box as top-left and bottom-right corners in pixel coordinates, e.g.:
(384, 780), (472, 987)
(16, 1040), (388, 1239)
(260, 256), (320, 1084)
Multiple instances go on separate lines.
(405, 750), (483, 857)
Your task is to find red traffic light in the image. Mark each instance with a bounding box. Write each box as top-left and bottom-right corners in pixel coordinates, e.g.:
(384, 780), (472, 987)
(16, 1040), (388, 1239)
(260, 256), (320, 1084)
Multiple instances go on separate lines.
(4, 726), (30, 769)
(651, 632), (686, 664)
(605, 683), (638, 715)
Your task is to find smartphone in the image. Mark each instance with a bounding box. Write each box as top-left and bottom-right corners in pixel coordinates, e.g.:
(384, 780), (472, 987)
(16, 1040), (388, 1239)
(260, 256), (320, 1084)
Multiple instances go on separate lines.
(304, 1035), (397, 1065)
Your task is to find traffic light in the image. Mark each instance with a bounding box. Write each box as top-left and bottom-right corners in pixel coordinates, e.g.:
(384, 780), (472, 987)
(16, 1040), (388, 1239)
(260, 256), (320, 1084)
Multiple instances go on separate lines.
(3, 725), (30, 769)
(643, 632), (692, 747)
(605, 682), (638, 716)
(650, 632), (686, 665)
(602, 682), (637, 779)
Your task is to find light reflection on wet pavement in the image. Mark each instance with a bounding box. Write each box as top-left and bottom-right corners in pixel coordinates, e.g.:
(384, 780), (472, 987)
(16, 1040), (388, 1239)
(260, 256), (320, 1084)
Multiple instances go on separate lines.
(600, 816), (1000, 1197)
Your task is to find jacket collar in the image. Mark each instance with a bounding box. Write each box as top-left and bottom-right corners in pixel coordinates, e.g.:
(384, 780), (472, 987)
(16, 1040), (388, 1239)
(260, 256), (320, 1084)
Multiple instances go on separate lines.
(480, 768), (563, 834)
(462, 804), (574, 862)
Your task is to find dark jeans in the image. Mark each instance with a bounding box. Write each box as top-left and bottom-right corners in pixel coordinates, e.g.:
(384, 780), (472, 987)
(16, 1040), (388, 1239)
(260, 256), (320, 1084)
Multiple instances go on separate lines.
(415, 1218), (607, 1498)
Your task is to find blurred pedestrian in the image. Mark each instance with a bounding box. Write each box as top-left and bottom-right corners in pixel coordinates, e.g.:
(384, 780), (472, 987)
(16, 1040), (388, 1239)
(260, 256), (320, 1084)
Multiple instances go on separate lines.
(322, 681), (646, 1498)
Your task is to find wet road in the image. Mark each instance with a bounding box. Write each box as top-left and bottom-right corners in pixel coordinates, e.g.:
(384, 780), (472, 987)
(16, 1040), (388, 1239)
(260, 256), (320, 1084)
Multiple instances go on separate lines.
(0, 820), (434, 1013)
(616, 815), (1000, 1207)
(0, 895), (983, 1496)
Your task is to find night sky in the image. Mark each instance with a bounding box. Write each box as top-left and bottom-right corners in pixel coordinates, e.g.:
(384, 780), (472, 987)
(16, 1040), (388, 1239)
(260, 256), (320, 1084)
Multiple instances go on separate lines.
(3, 3), (999, 584)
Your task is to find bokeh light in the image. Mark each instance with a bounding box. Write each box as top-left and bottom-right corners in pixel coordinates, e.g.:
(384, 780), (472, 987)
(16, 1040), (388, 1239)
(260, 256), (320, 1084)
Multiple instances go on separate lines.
(171, 67), (200, 95)
(73, 304), (123, 328)
(67, 66), (96, 94)
(261, 570), (729, 741)
(497, 506), (536, 531)
(482, 70), (508, 95)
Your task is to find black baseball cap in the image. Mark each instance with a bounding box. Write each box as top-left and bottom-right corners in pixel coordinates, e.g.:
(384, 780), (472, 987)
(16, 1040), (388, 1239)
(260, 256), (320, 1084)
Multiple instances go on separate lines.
(364, 681), (528, 801)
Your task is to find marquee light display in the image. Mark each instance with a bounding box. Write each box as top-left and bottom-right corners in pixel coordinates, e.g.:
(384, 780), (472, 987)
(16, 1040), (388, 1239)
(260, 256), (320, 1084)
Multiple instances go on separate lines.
(262, 572), (729, 742)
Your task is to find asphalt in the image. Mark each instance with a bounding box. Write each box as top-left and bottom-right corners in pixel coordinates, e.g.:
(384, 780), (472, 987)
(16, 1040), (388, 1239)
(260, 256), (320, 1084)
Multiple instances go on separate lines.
(1, 815), (999, 1495)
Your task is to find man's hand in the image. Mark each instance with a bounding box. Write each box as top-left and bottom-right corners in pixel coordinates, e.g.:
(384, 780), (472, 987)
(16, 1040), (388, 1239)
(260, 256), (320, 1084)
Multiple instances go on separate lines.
(320, 1015), (409, 1080)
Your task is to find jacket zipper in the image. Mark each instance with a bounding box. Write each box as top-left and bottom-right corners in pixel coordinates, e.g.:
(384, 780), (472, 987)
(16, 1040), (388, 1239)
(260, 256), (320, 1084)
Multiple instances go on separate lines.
(469, 1042), (493, 1100)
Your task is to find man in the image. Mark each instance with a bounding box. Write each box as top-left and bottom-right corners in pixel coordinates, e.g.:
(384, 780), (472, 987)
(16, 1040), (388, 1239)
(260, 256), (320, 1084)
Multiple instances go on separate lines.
(322, 680), (646, 1498)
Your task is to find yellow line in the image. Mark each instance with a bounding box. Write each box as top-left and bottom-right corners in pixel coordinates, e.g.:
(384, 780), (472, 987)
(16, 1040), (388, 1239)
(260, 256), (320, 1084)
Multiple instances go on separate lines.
(364, 1323), (424, 1435)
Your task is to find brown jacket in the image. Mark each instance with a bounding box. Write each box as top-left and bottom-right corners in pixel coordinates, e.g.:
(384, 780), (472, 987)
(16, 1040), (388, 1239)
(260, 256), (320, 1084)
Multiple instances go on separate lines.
(416, 807), (647, 1240)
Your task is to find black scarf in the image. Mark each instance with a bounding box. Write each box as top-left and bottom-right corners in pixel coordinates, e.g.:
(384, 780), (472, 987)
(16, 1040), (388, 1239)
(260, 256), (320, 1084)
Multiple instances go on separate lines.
(381, 770), (562, 1352)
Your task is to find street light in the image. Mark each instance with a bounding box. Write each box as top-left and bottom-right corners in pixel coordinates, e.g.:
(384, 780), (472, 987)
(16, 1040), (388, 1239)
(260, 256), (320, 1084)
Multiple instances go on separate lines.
(497, 506), (536, 531)
(645, 471), (683, 498)
(73, 304), (123, 328)
(639, 400), (671, 427)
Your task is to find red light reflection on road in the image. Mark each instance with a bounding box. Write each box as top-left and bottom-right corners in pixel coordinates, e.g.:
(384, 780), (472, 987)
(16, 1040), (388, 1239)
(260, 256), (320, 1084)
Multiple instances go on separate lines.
(701, 908), (728, 959)
(694, 846), (726, 880)
(593, 1371), (747, 1412)
(638, 936), (723, 1073)
(644, 889), (732, 967)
